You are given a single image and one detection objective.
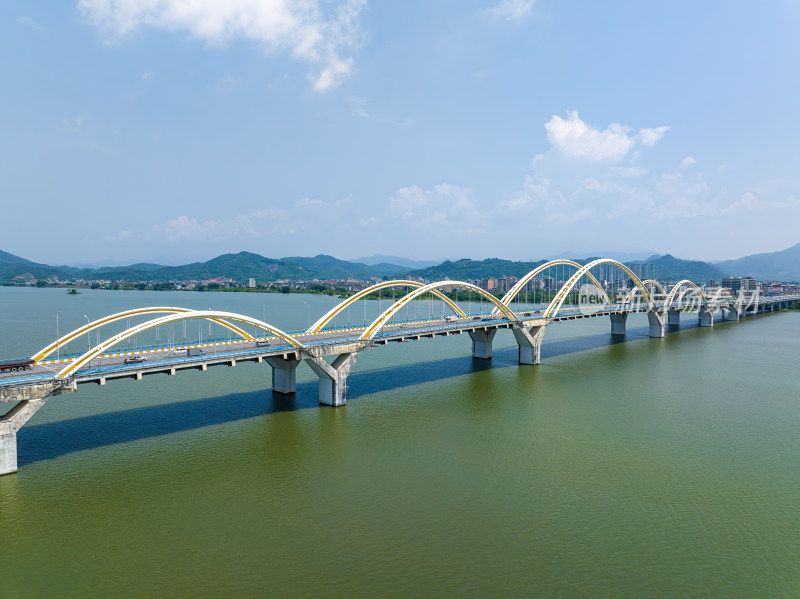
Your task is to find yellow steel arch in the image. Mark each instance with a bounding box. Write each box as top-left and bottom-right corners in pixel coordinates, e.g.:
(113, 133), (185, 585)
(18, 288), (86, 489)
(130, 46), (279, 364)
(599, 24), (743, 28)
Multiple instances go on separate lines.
(494, 259), (610, 312)
(361, 281), (517, 340)
(664, 280), (707, 308)
(33, 306), (252, 362)
(56, 310), (303, 379)
(544, 259), (653, 318)
(307, 280), (466, 333)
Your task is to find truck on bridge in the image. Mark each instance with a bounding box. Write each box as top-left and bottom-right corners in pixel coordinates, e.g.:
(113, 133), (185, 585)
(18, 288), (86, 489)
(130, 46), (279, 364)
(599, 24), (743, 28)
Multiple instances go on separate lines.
(0, 357), (34, 373)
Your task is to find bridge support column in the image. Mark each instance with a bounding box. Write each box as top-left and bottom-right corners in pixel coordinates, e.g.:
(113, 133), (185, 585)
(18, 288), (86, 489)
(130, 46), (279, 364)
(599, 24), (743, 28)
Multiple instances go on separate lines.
(699, 306), (714, 327)
(469, 328), (497, 359)
(265, 356), (301, 394)
(723, 306), (739, 321)
(513, 325), (546, 365)
(304, 352), (359, 407)
(1, 398), (50, 476)
(610, 313), (627, 336)
(647, 311), (665, 338)
(667, 309), (681, 326)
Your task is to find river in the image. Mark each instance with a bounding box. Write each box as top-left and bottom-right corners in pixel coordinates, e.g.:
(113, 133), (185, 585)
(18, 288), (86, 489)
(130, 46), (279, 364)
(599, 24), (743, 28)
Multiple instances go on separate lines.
(1, 287), (799, 598)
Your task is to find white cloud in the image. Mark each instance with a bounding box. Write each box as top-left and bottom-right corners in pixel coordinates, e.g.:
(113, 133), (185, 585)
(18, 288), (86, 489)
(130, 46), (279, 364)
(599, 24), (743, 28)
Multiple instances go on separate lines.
(545, 111), (634, 163)
(680, 156), (696, 168)
(544, 110), (668, 163)
(486, 0), (535, 21)
(107, 229), (134, 242)
(638, 126), (670, 146)
(162, 215), (220, 241)
(388, 184), (479, 227)
(78, 0), (367, 92)
(295, 197), (325, 208)
(720, 192), (800, 215)
(613, 166), (648, 178)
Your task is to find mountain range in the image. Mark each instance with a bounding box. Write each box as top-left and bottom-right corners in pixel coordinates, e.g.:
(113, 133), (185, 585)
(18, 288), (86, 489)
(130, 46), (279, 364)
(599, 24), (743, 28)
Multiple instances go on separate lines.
(0, 244), (798, 285)
(715, 242), (800, 282)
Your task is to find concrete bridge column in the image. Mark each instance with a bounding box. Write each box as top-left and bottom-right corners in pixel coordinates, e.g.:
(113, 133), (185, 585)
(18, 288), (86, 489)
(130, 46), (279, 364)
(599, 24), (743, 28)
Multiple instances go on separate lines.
(647, 311), (665, 338)
(1, 398), (49, 475)
(0, 381), (65, 476)
(304, 352), (359, 407)
(610, 313), (627, 336)
(512, 325), (546, 365)
(667, 309), (681, 326)
(265, 355), (301, 394)
(723, 306), (739, 321)
(699, 306), (714, 327)
(469, 328), (497, 360)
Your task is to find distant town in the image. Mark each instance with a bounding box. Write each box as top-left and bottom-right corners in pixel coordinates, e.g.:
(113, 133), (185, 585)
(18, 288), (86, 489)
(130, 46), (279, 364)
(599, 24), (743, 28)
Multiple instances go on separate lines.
(2, 247), (798, 302)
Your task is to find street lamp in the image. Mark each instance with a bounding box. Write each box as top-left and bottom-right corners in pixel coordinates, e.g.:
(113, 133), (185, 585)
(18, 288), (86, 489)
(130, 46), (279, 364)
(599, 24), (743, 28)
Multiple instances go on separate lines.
(84, 315), (90, 349)
(303, 301), (311, 328)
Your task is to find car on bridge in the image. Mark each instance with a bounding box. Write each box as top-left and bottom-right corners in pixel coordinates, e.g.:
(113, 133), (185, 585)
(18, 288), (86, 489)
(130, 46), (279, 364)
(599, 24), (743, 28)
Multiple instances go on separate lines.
(256, 339), (270, 347)
(124, 356), (147, 364)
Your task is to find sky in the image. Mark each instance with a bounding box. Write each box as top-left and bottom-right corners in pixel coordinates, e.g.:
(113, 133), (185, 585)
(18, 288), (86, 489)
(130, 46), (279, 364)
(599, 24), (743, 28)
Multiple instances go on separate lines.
(2, 0), (800, 266)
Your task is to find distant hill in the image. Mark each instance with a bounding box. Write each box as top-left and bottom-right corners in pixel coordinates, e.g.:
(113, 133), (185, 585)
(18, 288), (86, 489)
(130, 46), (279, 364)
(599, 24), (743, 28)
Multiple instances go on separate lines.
(715, 242), (800, 282)
(408, 255), (727, 284)
(629, 254), (728, 283)
(350, 254), (439, 269)
(2, 248), (780, 286)
(0, 250), (411, 284)
(281, 254), (409, 279)
(408, 258), (549, 281)
(134, 252), (313, 283)
(0, 249), (71, 281)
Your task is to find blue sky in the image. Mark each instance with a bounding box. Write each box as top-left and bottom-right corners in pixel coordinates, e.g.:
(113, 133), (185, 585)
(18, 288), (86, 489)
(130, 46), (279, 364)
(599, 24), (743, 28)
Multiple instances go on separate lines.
(3, 0), (800, 266)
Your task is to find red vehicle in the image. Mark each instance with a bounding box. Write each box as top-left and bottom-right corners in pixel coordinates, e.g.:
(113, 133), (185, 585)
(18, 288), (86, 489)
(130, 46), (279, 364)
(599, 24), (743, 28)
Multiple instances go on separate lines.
(0, 358), (34, 373)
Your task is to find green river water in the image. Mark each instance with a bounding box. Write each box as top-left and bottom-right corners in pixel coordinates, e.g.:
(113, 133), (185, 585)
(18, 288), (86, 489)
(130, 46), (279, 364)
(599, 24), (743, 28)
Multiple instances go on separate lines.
(1, 287), (799, 598)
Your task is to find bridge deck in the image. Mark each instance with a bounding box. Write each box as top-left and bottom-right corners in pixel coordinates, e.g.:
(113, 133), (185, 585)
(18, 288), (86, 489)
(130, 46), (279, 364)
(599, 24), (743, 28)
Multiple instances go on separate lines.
(1, 296), (794, 395)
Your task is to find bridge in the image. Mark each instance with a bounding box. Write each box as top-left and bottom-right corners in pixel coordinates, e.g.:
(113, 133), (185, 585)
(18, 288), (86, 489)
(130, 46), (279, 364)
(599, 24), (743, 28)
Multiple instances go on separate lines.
(2, 258), (798, 475)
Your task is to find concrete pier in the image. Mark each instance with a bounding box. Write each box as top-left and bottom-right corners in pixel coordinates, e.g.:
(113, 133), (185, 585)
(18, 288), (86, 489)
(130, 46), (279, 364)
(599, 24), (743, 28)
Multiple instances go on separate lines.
(305, 353), (359, 407)
(513, 325), (546, 365)
(469, 328), (497, 359)
(1, 381), (66, 475)
(610, 313), (627, 336)
(648, 311), (665, 338)
(722, 306), (739, 321)
(699, 306), (715, 327)
(265, 355), (301, 394)
(1, 399), (51, 474)
(667, 308), (681, 326)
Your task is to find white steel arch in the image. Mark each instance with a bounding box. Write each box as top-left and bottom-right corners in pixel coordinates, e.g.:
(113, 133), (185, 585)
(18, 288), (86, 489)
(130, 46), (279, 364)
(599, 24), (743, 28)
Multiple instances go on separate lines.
(57, 310), (304, 379)
(492, 259), (610, 313)
(707, 287), (736, 306)
(307, 280), (466, 333)
(544, 259), (653, 318)
(664, 280), (708, 308)
(361, 281), (517, 340)
(622, 279), (666, 304)
(33, 306), (252, 362)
